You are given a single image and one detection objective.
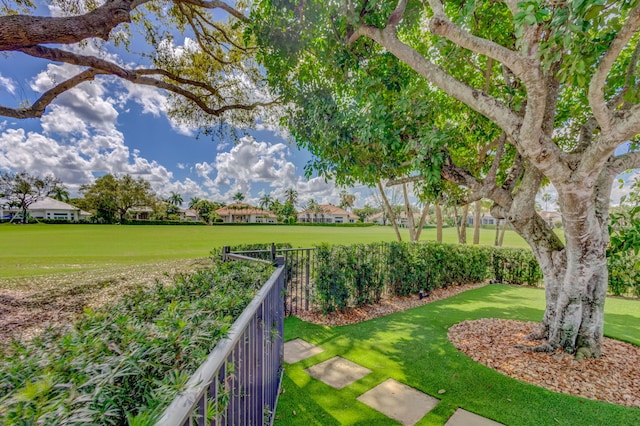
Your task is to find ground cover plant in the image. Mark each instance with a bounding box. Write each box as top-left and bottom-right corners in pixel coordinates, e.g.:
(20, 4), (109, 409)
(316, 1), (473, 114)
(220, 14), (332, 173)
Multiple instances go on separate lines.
(0, 223), (529, 278)
(0, 259), (273, 425)
(277, 285), (640, 426)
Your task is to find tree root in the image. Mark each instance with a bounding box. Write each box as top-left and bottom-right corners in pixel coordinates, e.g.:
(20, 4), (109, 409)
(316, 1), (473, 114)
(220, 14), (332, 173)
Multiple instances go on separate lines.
(514, 343), (555, 353)
(525, 324), (548, 341)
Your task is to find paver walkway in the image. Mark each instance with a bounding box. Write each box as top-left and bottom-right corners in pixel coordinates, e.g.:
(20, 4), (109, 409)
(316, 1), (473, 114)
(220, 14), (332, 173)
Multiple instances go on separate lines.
(357, 378), (440, 426)
(283, 338), (504, 425)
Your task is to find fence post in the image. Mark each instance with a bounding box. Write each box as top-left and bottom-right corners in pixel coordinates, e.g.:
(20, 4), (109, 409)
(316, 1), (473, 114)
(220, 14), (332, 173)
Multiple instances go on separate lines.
(271, 243), (277, 263)
(305, 250), (310, 311)
(223, 245), (230, 262)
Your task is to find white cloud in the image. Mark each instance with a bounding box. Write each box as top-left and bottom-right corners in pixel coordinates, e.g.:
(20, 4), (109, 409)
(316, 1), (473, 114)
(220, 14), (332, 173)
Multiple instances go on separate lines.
(0, 74), (16, 95)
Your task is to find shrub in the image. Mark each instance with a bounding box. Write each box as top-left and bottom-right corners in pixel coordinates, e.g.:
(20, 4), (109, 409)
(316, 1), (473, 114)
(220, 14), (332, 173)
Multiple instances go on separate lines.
(490, 247), (542, 285)
(0, 260), (273, 425)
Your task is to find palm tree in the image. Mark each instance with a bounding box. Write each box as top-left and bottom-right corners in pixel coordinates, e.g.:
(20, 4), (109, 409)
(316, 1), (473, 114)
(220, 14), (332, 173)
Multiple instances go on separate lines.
(306, 198), (320, 222)
(168, 191), (183, 206)
(232, 192), (245, 203)
(339, 189), (356, 211)
(188, 197), (201, 209)
(542, 193), (553, 211)
(285, 188), (298, 206)
(51, 186), (70, 202)
(259, 193), (273, 210)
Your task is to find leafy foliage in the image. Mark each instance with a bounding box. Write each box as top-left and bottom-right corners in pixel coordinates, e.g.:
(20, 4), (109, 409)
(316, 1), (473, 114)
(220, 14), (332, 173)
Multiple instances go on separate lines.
(0, 259), (273, 425)
(313, 241), (536, 312)
(79, 174), (155, 223)
(0, 171), (62, 223)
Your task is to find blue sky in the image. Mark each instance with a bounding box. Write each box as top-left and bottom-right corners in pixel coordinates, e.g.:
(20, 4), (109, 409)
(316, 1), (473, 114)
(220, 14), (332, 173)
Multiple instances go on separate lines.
(0, 7), (374, 209)
(0, 4), (634, 212)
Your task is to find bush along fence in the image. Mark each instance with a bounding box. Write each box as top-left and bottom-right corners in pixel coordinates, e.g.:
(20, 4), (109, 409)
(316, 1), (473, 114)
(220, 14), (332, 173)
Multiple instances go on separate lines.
(224, 242), (543, 315)
(0, 259), (278, 425)
(158, 255), (285, 426)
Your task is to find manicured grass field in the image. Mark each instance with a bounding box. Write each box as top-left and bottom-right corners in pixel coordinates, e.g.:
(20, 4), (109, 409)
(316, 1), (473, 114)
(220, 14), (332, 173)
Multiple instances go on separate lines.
(0, 223), (529, 277)
(277, 285), (640, 426)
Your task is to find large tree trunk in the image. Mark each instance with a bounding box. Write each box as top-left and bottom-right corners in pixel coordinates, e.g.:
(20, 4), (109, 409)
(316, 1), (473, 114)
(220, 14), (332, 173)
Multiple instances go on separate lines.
(547, 190), (608, 358)
(506, 179), (609, 358)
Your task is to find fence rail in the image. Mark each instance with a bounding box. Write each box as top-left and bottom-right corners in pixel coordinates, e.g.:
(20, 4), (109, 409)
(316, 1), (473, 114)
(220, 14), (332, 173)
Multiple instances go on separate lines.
(223, 245), (317, 316)
(156, 257), (285, 426)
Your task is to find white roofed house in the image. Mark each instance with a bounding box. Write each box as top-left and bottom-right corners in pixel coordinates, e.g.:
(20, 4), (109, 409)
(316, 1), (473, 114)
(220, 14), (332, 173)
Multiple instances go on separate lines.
(215, 203), (277, 223)
(297, 204), (358, 224)
(1, 197), (89, 222)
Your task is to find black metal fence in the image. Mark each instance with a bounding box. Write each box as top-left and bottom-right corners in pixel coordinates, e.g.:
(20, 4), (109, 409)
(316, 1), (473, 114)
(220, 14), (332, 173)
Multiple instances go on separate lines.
(156, 256), (285, 426)
(223, 245), (317, 316)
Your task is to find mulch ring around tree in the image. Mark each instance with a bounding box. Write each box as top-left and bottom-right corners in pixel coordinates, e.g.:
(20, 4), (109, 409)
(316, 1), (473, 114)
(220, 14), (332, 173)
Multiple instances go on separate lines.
(448, 318), (640, 408)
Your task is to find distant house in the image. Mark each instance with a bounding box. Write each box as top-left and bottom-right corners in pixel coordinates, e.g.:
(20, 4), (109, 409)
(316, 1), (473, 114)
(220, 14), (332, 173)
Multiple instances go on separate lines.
(366, 211), (425, 227)
(181, 208), (201, 222)
(0, 197), (90, 221)
(128, 206), (155, 220)
(298, 204), (358, 224)
(466, 213), (506, 226)
(216, 203), (277, 223)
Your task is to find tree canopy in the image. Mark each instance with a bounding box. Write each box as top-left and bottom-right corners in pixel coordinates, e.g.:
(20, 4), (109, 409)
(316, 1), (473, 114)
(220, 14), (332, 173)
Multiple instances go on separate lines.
(252, 0), (640, 358)
(0, 0), (276, 131)
(0, 171), (62, 223)
(79, 173), (154, 222)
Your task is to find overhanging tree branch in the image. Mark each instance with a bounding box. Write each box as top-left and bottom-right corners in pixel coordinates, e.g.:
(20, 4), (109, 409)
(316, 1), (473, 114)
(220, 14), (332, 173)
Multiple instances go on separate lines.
(10, 44), (275, 119)
(588, 3), (640, 136)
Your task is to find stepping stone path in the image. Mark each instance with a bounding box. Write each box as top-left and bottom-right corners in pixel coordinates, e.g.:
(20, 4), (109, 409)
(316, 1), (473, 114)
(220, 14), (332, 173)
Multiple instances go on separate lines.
(445, 409), (504, 426)
(283, 339), (504, 425)
(305, 356), (372, 389)
(357, 378), (440, 426)
(283, 338), (324, 364)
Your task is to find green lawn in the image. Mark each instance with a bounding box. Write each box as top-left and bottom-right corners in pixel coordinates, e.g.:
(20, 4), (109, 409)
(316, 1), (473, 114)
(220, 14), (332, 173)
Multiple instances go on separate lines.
(0, 223), (528, 277)
(277, 285), (640, 426)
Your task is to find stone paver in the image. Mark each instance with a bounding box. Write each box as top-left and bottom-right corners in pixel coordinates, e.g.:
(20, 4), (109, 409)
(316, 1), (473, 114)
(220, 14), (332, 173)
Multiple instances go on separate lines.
(444, 409), (504, 426)
(284, 338), (324, 364)
(305, 356), (371, 389)
(357, 379), (440, 426)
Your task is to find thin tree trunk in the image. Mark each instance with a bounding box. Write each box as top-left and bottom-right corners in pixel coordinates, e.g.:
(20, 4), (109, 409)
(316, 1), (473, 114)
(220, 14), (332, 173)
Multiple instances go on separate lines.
(459, 204), (469, 244)
(473, 200), (481, 245)
(494, 219), (500, 246)
(415, 202), (430, 241)
(435, 203), (443, 243)
(377, 181), (402, 242)
(402, 182), (417, 241)
(453, 205), (461, 241)
(498, 218), (509, 246)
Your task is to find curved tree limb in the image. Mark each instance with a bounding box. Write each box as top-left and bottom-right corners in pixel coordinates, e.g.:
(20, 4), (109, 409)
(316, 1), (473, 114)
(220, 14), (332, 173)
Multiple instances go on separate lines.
(349, 25), (523, 144)
(11, 45), (276, 119)
(426, 0), (534, 80)
(0, 68), (99, 118)
(588, 3), (640, 136)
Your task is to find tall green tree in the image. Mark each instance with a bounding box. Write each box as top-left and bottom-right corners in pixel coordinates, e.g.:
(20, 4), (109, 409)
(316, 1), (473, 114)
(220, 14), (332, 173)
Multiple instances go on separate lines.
(253, 0), (640, 357)
(51, 186), (70, 203)
(339, 190), (356, 211)
(188, 197), (201, 209)
(284, 188), (298, 206)
(167, 192), (183, 207)
(259, 193), (274, 210)
(232, 192), (245, 203)
(80, 174), (154, 222)
(0, 171), (62, 223)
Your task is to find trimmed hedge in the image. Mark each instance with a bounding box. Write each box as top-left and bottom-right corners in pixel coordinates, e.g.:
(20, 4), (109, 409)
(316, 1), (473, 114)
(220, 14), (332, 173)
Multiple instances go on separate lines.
(314, 241), (540, 313)
(0, 259), (273, 425)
